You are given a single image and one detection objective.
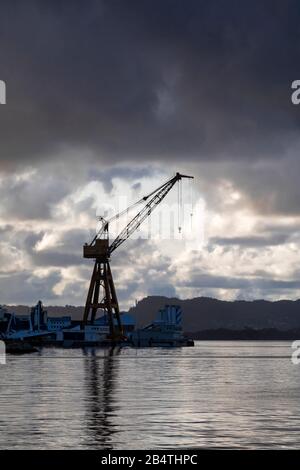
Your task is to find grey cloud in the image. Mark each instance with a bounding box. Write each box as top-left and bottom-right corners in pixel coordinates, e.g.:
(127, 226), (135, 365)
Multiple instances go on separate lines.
(147, 281), (176, 298)
(226, 156), (300, 216)
(0, 172), (70, 220)
(30, 251), (83, 268)
(0, 224), (14, 234)
(0, 270), (61, 304)
(182, 272), (300, 290)
(191, 153), (300, 216)
(210, 234), (290, 248)
(28, 229), (91, 267)
(0, 226), (91, 269)
(57, 268), (92, 305)
(116, 282), (140, 305)
(257, 222), (300, 236)
(111, 238), (176, 300)
(89, 166), (158, 193)
(131, 182), (142, 193)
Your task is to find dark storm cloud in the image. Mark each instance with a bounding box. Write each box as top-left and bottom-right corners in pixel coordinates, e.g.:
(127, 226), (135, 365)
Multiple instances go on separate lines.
(1, 0), (300, 170)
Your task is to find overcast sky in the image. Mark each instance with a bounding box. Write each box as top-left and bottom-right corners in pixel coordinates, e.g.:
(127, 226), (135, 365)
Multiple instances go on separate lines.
(1, 0), (300, 307)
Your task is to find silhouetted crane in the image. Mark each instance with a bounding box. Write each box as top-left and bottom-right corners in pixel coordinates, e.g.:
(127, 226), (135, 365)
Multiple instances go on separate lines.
(83, 172), (193, 339)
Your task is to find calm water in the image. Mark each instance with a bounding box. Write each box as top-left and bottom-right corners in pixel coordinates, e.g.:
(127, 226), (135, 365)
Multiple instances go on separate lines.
(0, 341), (299, 449)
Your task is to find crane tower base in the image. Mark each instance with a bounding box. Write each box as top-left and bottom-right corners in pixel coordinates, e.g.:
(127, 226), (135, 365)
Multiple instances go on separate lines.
(82, 256), (123, 339)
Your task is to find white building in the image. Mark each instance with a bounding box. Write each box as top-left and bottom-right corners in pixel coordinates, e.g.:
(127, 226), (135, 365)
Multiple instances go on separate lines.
(84, 325), (110, 342)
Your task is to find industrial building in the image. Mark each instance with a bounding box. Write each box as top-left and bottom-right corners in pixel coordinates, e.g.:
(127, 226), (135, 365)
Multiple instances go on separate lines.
(130, 305), (193, 347)
(47, 316), (72, 331)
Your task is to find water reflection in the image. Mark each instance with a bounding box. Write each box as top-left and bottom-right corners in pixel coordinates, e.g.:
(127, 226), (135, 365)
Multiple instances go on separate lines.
(1, 342), (300, 449)
(83, 347), (120, 448)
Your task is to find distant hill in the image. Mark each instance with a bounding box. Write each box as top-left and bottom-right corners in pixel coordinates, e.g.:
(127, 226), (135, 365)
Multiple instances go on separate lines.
(4, 296), (300, 332)
(127, 296), (300, 331)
